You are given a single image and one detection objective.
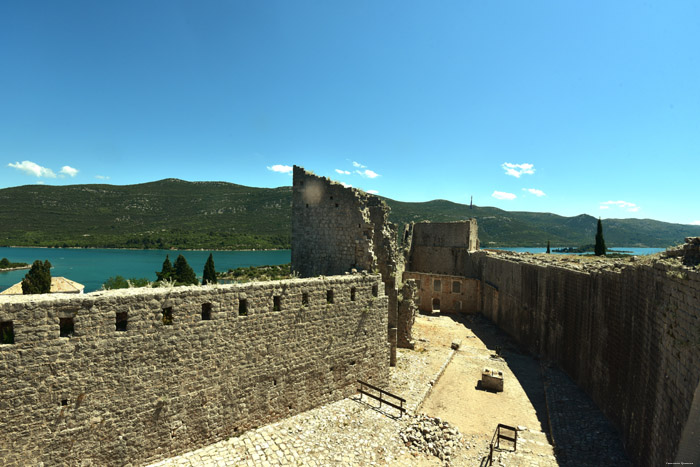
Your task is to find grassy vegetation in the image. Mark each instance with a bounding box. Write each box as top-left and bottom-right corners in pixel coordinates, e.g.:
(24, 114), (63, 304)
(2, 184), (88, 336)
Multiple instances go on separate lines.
(218, 264), (293, 282)
(1, 178), (698, 249)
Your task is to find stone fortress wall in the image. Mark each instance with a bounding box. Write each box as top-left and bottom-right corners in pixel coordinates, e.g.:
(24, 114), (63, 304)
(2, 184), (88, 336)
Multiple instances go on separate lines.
(291, 166), (405, 364)
(405, 221), (700, 466)
(0, 275), (389, 466)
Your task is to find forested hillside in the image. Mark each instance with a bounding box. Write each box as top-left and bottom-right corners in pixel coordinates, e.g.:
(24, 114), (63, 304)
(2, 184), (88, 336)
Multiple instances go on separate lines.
(1, 179), (697, 249)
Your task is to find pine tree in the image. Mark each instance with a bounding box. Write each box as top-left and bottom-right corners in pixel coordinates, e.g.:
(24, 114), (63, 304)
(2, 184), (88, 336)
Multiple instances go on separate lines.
(546, 240), (551, 254)
(174, 254), (198, 285)
(202, 253), (217, 285)
(595, 218), (607, 256)
(21, 260), (52, 294)
(156, 255), (175, 282)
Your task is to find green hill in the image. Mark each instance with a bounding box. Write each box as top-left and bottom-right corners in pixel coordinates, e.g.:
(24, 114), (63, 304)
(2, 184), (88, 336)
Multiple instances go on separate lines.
(0, 179), (697, 249)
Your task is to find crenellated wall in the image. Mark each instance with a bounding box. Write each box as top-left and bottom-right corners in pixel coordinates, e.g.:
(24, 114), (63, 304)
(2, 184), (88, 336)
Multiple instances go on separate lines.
(0, 275), (389, 466)
(470, 250), (700, 466)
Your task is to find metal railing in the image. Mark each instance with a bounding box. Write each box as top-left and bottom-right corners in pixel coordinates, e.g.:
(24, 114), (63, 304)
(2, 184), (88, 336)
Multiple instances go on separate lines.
(487, 423), (517, 464)
(357, 380), (406, 417)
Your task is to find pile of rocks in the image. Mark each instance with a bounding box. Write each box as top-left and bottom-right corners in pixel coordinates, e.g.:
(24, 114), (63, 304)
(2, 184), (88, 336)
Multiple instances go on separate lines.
(400, 414), (462, 463)
(664, 237), (700, 266)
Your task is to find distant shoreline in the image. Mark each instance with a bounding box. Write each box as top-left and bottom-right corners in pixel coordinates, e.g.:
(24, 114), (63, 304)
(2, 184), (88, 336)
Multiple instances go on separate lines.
(0, 266), (30, 272)
(2, 246), (289, 253)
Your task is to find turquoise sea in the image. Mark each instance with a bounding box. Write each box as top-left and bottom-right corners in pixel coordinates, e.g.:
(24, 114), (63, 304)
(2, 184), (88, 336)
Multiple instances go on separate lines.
(0, 248), (291, 293)
(491, 247), (665, 255)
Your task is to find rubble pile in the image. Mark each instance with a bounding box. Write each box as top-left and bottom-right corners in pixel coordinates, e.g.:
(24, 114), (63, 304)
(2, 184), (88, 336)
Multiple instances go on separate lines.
(400, 414), (462, 463)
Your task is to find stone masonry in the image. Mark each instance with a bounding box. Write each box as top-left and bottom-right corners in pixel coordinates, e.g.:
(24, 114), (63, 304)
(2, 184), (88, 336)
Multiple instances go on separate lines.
(291, 166), (405, 364)
(0, 275), (389, 466)
(471, 250), (700, 466)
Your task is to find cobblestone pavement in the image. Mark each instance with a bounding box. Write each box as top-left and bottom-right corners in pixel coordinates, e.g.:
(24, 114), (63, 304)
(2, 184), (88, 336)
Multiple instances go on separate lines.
(542, 364), (632, 466)
(149, 324), (460, 467)
(150, 314), (633, 467)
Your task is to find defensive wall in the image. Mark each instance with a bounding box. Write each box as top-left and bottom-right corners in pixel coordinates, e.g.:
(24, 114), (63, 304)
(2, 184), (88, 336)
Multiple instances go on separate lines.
(474, 249), (700, 465)
(0, 275), (389, 466)
(404, 220), (700, 466)
(291, 166), (405, 364)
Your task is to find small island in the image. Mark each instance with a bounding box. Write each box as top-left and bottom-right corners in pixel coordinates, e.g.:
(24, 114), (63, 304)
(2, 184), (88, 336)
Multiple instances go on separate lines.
(0, 257), (30, 272)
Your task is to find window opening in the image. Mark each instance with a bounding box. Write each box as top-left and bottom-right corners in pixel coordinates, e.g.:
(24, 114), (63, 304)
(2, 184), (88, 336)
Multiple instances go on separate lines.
(239, 299), (248, 316)
(60, 317), (75, 337)
(302, 292), (309, 306)
(202, 303), (212, 320)
(327, 290), (334, 304)
(0, 321), (14, 344)
(273, 296), (281, 312)
(372, 284), (378, 297)
(115, 312), (128, 332)
(452, 280), (461, 293)
(350, 287), (356, 301)
(433, 279), (442, 292)
(162, 307), (173, 325)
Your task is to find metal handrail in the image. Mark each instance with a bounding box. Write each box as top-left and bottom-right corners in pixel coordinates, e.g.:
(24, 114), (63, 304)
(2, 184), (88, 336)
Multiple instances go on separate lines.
(357, 380), (406, 417)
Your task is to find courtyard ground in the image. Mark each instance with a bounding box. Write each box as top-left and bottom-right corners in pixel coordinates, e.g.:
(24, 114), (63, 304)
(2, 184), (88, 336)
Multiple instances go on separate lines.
(149, 313), (629, 466)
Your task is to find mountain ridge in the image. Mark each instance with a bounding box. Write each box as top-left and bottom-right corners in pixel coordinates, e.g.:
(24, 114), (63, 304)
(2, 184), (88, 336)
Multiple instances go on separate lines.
(1, 179), (697, 249)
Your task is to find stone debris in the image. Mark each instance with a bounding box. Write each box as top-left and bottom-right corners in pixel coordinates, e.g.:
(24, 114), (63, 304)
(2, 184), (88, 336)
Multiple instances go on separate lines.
(400, 414), (462, 464)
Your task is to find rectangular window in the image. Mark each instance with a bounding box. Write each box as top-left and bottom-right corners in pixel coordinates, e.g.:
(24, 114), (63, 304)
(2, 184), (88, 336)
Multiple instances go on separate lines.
(0, 321), (14, 344)
(162, 307), (173, 325)
(452, 280), (461, 293)
(239, 299), (248, 316)
(372, 284), (378, 297)
(60, 317), (75, 337)
(273, 296), (281, 312)
(116, 312), (128, 332)
(302, 292), (309, 307)
(327, 290), (334, 304)
(434, 279), (442, 292)
(202, 303), (212, 320)
(350, 287), (356, 301)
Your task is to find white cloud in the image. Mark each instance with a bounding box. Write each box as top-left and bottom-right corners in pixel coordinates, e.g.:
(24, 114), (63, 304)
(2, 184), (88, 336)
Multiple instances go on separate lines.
(492, 191), (516, 200)
(341, 182), (352, 188)
(95, 175), (110, 180)
(600, 200), (640, 212)
(367, 190), (379, 194)
(60, 165), (78, 177)
(36, 181), (45, 185)
(356, 169), (379, 179)
(335, 169), (351, 175)
(523, 188), (546, 197)
(502, 162), (535, 178)
(266, 164), (293, 174)
(8, 160), (56, 178)
(352, 161), (366, 168)
(690, 220), (700, 225)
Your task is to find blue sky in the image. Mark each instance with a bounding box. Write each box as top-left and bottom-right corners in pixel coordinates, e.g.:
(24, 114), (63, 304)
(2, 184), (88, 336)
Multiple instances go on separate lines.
(1, 1), (698, 225)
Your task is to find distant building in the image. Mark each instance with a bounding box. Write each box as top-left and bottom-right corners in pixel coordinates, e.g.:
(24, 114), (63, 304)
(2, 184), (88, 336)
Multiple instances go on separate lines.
(0, 277), (85, 295)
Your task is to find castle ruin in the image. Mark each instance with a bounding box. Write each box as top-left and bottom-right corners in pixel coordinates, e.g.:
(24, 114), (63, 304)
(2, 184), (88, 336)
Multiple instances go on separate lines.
(1, 166), (699, 466)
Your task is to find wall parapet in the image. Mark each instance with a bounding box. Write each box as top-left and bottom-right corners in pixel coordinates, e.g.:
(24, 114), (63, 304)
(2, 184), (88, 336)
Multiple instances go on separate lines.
(0, 274), (389, 466)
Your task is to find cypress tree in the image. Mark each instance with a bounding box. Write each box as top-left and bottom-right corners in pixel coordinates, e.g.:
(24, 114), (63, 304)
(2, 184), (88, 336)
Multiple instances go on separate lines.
(546, 240), (551, 254)
(595, 218), (607, 256)
(156, 255), (175, 282)
(22, 260), (52, 294)
(174, 254), (198, 285)
(202, 253), (217, 285)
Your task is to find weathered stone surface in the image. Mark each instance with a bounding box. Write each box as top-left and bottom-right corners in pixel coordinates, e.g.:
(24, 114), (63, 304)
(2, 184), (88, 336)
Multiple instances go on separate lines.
(0, 275), (389, 466)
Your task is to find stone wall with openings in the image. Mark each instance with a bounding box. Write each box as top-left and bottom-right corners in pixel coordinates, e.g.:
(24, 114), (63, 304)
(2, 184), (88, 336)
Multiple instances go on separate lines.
(405, 220), (479, 276)
(402, 271), (480, 314)
(0, 274), (389, 467)
(469, 250), (700, 466)
(291, 165), (402, 362)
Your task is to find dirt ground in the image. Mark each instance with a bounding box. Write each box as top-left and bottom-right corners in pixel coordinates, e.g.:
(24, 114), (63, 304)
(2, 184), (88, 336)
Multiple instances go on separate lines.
(413, 313), (558, 466)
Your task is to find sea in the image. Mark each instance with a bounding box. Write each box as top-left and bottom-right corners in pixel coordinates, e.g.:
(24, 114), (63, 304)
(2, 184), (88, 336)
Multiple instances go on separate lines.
(0, 246), (666, 294)
(0, 247), (291, 293)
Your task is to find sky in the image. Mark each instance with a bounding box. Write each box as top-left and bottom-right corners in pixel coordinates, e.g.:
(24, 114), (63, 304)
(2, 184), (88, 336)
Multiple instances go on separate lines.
(1, 1), (698, 225)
